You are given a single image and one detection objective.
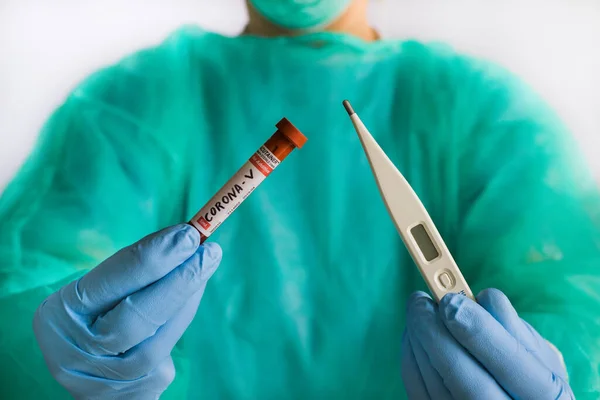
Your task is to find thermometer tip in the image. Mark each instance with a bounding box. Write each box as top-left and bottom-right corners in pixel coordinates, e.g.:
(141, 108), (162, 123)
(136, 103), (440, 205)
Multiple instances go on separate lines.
(342, 100), (355, 116)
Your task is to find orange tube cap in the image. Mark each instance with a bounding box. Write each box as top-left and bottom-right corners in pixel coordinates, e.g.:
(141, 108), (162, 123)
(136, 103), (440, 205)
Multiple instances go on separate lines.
(276, 118), (308, 149)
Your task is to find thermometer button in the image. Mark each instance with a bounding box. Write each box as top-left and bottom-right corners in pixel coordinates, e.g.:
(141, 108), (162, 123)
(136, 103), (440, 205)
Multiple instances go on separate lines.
(437, 271), (456, 290)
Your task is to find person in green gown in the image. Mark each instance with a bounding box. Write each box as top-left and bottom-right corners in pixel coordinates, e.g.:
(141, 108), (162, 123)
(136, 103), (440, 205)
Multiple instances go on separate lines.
(0, 1), (598, 398)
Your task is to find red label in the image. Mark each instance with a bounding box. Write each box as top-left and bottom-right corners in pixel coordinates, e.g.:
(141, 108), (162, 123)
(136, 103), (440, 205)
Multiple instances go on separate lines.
(250, 153), (273, 177)
(198, 217), (211, 230)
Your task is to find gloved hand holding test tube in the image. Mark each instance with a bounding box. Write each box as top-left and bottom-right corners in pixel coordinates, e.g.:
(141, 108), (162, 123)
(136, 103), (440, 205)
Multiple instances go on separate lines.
(32, 118), (308, 399)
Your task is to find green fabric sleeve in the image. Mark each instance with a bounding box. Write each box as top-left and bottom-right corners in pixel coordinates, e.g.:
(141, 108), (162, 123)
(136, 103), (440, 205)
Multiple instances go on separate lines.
(0, 45), (184, 398)
(453, 60), (600, 397)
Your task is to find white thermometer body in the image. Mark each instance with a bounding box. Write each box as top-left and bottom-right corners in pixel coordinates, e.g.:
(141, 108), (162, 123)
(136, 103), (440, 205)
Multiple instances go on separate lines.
(344, 100), (474, 302)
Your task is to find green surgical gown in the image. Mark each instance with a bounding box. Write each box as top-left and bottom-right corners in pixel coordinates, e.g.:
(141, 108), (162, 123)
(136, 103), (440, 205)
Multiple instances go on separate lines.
(1, 27), (599, 399)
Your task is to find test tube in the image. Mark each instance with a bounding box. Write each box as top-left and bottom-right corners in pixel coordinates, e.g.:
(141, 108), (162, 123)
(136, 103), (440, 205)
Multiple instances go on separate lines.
(189, 118), (308, 243)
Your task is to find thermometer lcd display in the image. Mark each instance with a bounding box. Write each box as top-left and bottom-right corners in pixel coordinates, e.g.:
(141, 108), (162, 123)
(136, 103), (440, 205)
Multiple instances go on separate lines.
(410, 223), (440, 262)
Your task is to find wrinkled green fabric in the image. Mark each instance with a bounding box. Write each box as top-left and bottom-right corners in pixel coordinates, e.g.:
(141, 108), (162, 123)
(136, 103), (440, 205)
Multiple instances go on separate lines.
(250, 0), (351, 29)
(1, 27), (599, 399)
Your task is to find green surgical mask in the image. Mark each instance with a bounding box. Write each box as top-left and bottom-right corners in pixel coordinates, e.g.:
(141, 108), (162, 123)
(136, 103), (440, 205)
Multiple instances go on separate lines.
(250, 0), (353, 30)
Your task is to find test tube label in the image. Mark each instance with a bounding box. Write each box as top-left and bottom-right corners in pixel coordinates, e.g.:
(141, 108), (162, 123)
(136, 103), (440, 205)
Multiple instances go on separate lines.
(190, 146), (281, 237)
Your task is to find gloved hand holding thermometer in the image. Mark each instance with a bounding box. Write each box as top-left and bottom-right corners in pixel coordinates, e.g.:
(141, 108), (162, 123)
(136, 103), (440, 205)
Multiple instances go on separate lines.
(401, 289), (574, 400)
(344, 101), (575, 399)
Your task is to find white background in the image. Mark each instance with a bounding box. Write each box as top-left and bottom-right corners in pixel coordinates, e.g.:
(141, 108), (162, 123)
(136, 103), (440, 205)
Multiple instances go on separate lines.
(1, 0), (599, 191)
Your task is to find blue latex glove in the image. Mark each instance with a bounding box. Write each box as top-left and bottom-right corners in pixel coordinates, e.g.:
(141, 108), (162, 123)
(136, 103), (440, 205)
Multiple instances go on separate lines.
(33, 224), (222, 400)
(401, 289), (574, 400)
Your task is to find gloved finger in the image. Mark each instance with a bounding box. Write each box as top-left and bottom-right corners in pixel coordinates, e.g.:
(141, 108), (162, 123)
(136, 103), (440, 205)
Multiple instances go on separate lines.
(407, 292), (509, 400)
(66, 224), (200, 316)
(476, 288), (541, 351)
(522, 320), (569, 378)
(477, 289), (567, 377)
(440, 293), (569, 399)
(89, 243), (221, 356)
(400, 330), (431, 400)
(66, 355), (176, 399)
(107, 356), (176, 400)
(406, 326), (451, 399)
(94, 289), (204, 380)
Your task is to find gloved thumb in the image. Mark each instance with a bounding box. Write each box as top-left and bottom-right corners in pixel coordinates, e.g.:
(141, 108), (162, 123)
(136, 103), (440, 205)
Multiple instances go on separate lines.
(88, 242), (222, 356)
(70, 224), (203, 316)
